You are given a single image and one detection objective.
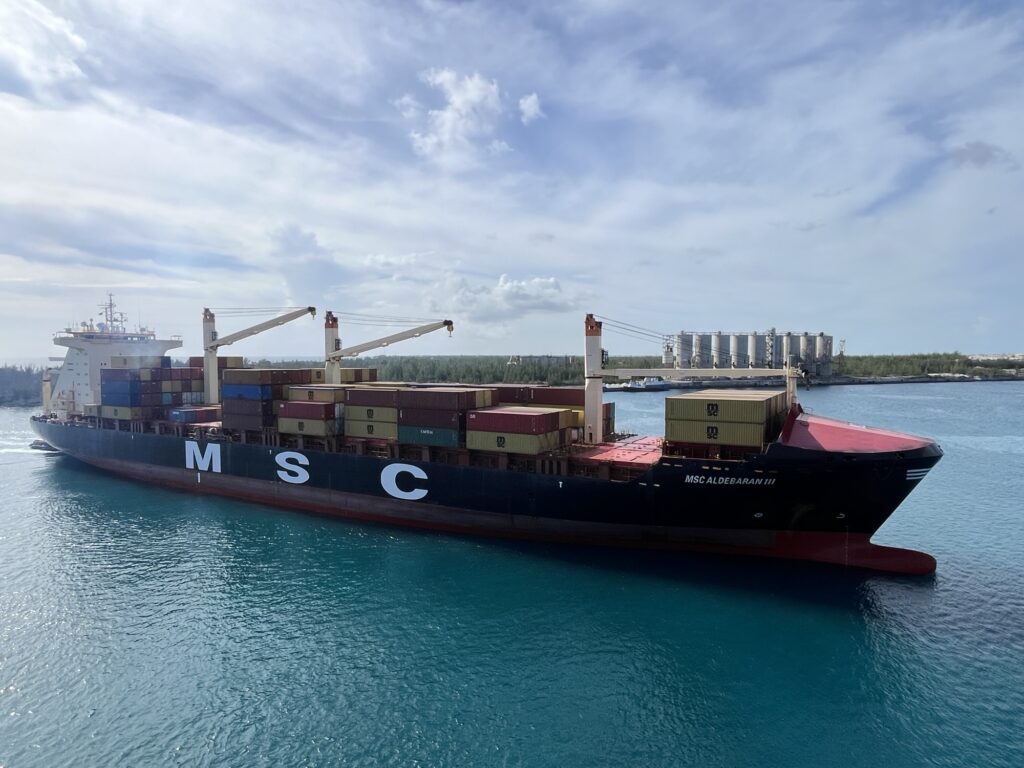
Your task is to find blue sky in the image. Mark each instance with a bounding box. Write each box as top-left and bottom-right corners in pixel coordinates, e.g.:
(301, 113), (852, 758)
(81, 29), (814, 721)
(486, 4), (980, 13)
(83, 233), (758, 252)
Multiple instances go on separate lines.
(0, 0), (1021, 360)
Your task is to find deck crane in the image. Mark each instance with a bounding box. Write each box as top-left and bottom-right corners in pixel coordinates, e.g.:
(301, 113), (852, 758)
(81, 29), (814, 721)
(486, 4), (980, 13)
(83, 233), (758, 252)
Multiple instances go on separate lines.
(322, 312), (454, 384)
(583, 314), (799, 445)
(203, 306), (316, 404)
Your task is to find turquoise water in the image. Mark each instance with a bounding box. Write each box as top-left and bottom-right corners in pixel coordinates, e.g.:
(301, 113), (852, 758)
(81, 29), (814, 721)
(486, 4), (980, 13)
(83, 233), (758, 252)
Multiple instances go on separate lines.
(1, 382), (1022, 767)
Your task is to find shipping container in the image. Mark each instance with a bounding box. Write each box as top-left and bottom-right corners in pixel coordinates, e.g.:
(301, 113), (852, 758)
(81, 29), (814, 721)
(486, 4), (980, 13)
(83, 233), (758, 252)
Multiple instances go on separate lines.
(222, 368), (275, 385)
(222, 398), (275, 417)
(397, 387), (483, 411)
(83, 404), (101, 417)
(278, 417), (339, 437)
(528, 386), (586, 407)
(489, 385), (531, 404)
(222, 383), (273, 400)
(467, 406), (566, 435)
(664, 419), (768, 447)
(397, 407), (464, 429)
(288, 385), (351, 403)
(346, 387), (402, 408)
(168, 406), (221, 424)
(466, 429), (563, 455)
(346, 405), (398, 423)
(278, 401), (340, 420)
(337, 367), (378, 383)
(665, 390), (785, 423)
(343, 419), (398, 440)
(100, 405), (144, 420)
(100, 368), (140, 382)
(397, 425), (462, 448)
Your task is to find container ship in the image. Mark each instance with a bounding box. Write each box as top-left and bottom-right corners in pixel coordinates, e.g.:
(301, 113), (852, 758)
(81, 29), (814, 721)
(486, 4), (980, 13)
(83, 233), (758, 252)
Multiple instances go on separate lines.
(30, 301), (943, 575)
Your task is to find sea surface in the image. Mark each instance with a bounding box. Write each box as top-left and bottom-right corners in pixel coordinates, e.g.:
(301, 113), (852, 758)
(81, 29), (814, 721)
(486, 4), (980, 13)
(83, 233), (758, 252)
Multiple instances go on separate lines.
(1, 382), (1022, 767)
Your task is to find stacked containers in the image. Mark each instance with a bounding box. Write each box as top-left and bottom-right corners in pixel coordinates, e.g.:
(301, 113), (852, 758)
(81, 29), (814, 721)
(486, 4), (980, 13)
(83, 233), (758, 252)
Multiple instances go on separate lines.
(99, 357), (205, 419)
(395, 387), (496, 448)
(465, 406), (569, 454)
(221, 368), (312, 432)
(278, 384), (347, 437)
(344, 387), (400, 440)
(528, 386), (615, 434)
(664, 389), (787, 449)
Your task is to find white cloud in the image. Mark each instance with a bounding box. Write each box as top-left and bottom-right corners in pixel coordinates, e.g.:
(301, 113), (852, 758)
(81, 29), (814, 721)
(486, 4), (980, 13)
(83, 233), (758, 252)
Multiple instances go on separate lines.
(0, 0), (87, 99)
(409, 68), (504, 170)
(430, 273), (578, 322)
(518, 92), (545, 124)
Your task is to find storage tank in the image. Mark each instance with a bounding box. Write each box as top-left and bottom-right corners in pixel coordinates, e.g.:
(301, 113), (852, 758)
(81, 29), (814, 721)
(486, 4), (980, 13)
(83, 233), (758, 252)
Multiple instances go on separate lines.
(799, 333), (812, 364)
(747, 333), (758, 367)
(729, 334), (741, 367)
(815, 333), (828, 360)
(711, 331), (722, 368)
(662, 339), (674, 367)
(675, 332), (692, 369)
(781, 333), (792, 366)
(691, 333), (704, 368)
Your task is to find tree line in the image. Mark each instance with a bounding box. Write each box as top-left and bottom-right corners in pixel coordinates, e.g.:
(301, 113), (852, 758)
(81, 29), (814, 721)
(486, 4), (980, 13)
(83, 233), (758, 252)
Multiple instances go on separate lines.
(2, 354), (1021, 405)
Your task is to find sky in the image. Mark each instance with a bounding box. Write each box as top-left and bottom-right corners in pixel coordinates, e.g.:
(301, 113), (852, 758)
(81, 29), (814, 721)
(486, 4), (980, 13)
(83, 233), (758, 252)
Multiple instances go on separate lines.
(0, 0), (1022, 362)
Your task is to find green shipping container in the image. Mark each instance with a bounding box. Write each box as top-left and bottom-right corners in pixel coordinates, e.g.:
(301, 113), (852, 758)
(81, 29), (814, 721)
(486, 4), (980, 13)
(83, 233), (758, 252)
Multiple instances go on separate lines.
(665, 389), (785, 423)
(466, 429), (562, 455)
(398, 425), (462, 448)
(277, 417), (338, 437)
(346, 405), (398, 423)
(344, 419), (399, 440)
(664, 419), (767, 447)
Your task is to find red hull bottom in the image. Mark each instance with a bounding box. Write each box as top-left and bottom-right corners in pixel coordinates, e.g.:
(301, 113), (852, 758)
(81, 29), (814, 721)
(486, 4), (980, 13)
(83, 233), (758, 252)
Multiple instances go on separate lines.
(76, 455), (937, 576)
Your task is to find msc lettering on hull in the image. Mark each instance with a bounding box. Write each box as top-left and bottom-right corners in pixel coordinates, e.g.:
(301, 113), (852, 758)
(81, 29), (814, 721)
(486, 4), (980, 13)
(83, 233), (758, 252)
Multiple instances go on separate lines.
(182, 442), (430, 500)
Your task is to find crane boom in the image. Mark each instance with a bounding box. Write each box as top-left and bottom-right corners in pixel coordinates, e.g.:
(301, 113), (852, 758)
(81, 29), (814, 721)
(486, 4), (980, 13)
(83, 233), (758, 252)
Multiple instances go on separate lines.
(327, 320), (453, 360)
(206, 307), (316, 350)
(323, 315), (453, 384)
(203, 306), (317, 404)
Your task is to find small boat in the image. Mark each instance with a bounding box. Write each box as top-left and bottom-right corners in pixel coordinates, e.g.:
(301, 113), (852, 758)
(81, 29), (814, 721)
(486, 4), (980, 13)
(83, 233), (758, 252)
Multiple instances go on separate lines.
(605, 376), (671, 393)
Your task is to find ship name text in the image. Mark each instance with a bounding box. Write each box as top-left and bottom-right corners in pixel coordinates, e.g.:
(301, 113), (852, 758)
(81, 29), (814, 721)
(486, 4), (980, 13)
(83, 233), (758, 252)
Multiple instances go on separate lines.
(685, 475), (776, 486)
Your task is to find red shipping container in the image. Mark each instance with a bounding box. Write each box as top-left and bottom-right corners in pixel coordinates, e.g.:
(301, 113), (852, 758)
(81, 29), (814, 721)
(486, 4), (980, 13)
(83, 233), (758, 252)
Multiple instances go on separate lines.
(279, 401), (335, 420)
(347, 387), (401, 407)
(188, 356), (203, 368)
(397, 407), (464, 429)
(467, 406), (563, 435)
(489, 385), (531, 404)
(528, 386), (585, 406)
(397, 387), (476, 411)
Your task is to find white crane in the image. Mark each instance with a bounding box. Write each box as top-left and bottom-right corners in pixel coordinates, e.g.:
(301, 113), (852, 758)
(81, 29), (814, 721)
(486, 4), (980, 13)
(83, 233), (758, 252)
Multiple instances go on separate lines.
(203, 306), (317, 404)
(583, 314), (798, 444)
(322, 311), (454, 384)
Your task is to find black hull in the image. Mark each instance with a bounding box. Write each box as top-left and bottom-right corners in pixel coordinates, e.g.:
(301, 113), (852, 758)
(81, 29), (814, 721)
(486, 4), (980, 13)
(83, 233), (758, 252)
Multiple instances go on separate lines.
(30, 418), (943, 574)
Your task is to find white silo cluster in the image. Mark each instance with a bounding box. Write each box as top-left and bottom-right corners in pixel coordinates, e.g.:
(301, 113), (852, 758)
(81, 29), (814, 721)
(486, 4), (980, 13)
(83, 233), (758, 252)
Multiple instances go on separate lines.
(664, 328), (834, 376)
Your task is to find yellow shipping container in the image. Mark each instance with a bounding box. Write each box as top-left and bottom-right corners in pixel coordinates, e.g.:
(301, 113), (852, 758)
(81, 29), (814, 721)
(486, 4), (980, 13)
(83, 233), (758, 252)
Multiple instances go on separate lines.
(511, 405), (574, 429)
(277, 417), (338, 437)
(346, 406), (398, 422)
(288, 385), (351, 403)
(665, 419), (767, 447)
(344, 419), (399, 440)
(665, 389), (785, 423)
(84, 404), (101, 417)
(100, 405), (143, 420)
(466, 429), (563, 455)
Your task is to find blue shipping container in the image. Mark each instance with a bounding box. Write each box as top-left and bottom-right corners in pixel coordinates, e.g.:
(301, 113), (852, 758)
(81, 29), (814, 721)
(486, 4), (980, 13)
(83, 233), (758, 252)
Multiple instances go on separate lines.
(101, 393), (138, 407)
(101, 380), (141, 396)
(222, 383), (272, 400)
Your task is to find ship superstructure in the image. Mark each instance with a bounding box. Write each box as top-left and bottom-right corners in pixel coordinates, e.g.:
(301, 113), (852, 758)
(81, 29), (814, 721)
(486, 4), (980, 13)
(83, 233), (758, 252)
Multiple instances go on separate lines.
(44, 295), (182, 417)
